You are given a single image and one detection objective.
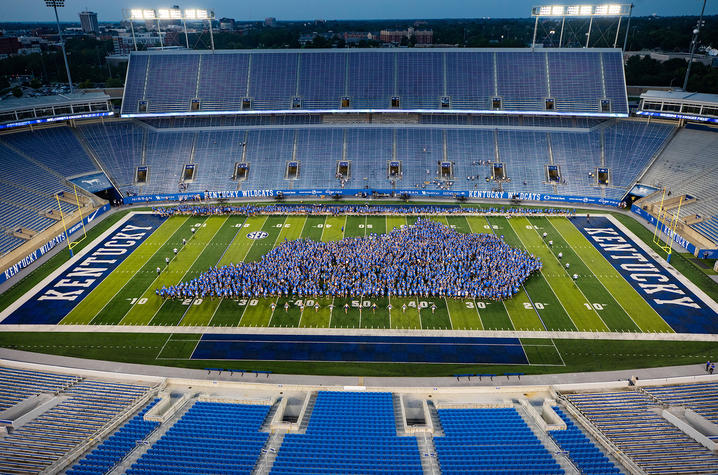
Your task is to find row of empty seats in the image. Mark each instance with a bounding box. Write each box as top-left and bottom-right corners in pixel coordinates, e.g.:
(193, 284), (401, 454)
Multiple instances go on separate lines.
(0, 131), (89, 256)
(271, 391), (423, 474)
(127, 401), (270, 475)
(67, 397), (160, 475)
(434, 407), (564, 474)
(641, 381), (718, 425)
(549, 406), (621, 474)
(74, 119), (673, 202)
(0, 365), (80, 412)
(565, 390), (718, 474)
(638, 127), (718, 242)
(0, 374), (151, 474)
(122, 49), (628, 116)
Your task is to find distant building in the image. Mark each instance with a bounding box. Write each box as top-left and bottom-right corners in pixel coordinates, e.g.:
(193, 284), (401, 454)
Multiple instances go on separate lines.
(112, 32), (165, 55)
(379, 27), (432, 45)
(219, 18), (236, 31)
(0, 37), (21, 57)
(343, 32), (374, 44)
(79, 11), (99, 35)
(264, 17), (276, 27)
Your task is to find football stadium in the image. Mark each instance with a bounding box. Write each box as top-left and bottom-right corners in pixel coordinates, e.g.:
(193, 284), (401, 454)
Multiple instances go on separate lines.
(1, 2), (718, 474)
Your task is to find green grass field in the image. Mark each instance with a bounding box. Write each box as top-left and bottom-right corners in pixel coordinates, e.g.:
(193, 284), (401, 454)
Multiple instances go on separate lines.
(51, 212), (676, 333)
(2, 331), (718, 377)
(3, 207), (718, 376)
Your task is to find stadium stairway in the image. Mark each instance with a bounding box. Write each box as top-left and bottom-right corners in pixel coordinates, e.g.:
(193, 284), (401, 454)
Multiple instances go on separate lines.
(515, 403), (580, 475)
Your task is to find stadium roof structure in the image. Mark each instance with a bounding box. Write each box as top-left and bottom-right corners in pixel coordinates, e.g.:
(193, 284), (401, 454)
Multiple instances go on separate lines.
(0, 92), (113, 130)
(121, 47), (628, 119)
(638, 89), (718, 123)
(640, 89), (718, 105)
(0, 92), (110, 114)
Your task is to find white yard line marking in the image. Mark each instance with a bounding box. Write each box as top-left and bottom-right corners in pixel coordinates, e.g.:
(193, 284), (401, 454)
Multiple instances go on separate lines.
(548, 217), (643, 331)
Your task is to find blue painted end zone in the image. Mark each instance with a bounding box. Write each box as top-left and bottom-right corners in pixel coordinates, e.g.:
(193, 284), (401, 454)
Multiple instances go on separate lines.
(573, 216), (718, 334)
(2, 214), (166, 325)
(191, 334), (528, 364)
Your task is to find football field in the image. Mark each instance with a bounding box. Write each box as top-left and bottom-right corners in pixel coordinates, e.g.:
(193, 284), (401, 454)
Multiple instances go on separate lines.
(39, 212), (690, 334)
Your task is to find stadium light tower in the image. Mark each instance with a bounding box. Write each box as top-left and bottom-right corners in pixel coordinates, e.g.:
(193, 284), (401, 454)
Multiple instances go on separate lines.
(531, 4), (631, 49)
(124, 8), (215, 52)
(683, 0), (708, 91)
(45, 0), (74, 93)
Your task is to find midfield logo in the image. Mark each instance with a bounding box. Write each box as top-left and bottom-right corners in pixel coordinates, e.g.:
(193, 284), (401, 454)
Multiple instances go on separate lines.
(247, 231), (269, 240)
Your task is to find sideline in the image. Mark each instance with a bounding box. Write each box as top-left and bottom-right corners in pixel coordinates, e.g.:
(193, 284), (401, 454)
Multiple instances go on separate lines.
(0, 324), (716, 341)
(0, 349), (714, 388)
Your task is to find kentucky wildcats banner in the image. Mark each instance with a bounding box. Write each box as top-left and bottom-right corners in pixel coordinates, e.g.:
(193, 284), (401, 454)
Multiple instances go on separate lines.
(123, 188), (623, 207)
(0, 204), (111, 286)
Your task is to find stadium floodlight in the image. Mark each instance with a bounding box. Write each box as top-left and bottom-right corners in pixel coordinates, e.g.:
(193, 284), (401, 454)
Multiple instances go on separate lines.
(532, 4), (631, 17)
(531, 4), (632, 49)
(45, 0), (73, 93)
(123, 8), (216, 51)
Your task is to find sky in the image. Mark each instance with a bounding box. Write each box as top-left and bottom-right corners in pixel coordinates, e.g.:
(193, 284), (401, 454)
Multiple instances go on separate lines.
(3, 0), (717, 22)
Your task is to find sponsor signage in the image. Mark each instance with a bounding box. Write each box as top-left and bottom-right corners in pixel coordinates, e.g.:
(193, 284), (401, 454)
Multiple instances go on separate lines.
(636, 110), (718, 124)
(0, 111), (114, 131)
(124, 189), (623, 207)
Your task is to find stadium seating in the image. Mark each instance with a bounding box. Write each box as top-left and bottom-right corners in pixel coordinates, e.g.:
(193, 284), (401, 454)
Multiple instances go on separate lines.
(549, 406), (621, 474)
(127, 401), (270, 475)
(0, 142), (81, 255)
(565, 390), (718, 474)
(433, 407), (564, 474)
(638, 127), (718, 242)
(270, 391), (423, 474)
(67, 398), (160, 475)
(0, 365), (80, 411)
(641, 382), (718, 425)
(120, 49), (629, 116)
(0, 127), (98, 177)
(71, 119), (674, 200)
(0, 376), (151, 474)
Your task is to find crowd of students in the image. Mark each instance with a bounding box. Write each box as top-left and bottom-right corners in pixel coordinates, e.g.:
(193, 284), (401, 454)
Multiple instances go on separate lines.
(152, 203), (576, 217)
(156, 218), (542, 301)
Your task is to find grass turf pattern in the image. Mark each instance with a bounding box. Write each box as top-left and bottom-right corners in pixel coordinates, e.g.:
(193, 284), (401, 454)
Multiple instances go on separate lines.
(48, 213), (684, 334)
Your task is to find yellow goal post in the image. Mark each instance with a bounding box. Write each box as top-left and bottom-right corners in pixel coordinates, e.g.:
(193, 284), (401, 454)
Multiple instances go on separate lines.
(55, 184), (88, 257)
(651, 188), (683, 264)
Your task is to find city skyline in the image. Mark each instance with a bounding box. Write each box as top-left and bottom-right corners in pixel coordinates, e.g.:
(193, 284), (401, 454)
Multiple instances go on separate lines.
(2, 0), (717, 23)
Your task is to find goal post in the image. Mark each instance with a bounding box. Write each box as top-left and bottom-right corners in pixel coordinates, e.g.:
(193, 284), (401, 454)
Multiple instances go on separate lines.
(651, 188), (683, 264)
(55, 184), (88, 257)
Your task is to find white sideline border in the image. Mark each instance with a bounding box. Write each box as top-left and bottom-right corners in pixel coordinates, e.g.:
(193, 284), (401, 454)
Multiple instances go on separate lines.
(0, 212), (150, 323)
(606, 214), (718, 315)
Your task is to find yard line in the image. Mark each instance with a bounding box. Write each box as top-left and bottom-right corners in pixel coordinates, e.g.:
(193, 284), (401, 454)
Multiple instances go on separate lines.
(240, 216), (288, 327)
(547, 217), (643, 332)
(177, 215), (248, 326)
(116, 216), (212, 325)
(145, 217), (226, 326)
(64, 216), (187, 325)
(507, 217), (578, 332)
(518, 216), (610, 331)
